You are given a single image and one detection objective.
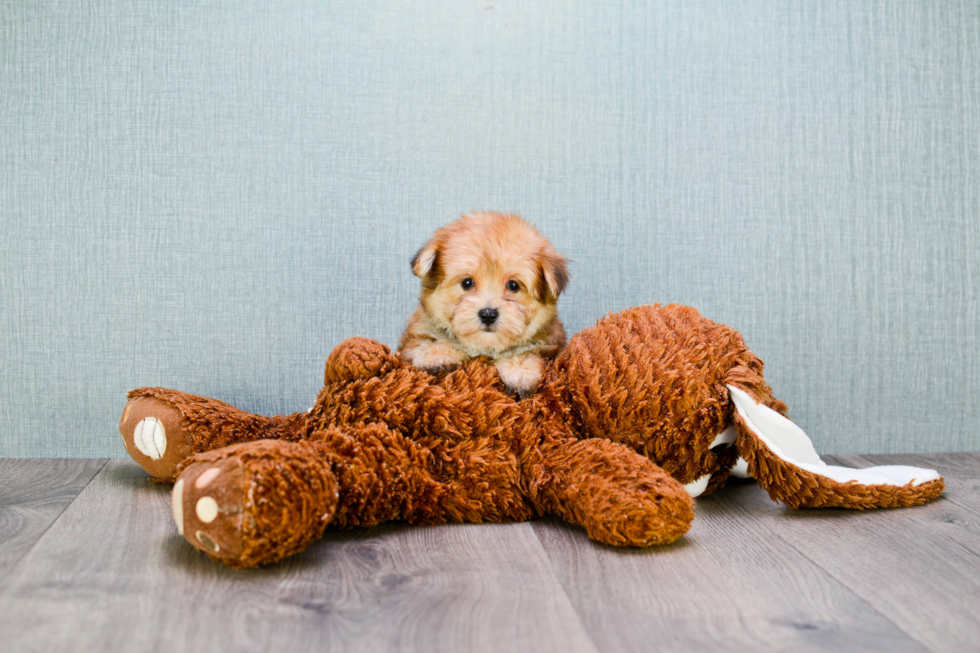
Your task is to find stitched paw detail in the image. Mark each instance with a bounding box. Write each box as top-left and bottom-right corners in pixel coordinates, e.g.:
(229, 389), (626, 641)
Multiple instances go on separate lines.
(119, 396), (194, 481)
(173, 458), (246, 560)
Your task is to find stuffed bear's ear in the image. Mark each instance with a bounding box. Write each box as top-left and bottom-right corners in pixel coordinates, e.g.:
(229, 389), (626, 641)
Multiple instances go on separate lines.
(411, 240), (439, 279)
(539, 248), (569, 300)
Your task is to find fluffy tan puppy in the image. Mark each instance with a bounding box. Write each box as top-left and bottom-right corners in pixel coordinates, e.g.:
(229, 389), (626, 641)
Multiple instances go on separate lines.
(399, 212), (568, 397)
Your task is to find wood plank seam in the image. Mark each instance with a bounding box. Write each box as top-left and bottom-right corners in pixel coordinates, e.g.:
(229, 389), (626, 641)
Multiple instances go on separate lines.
(721, 488), (936, 653)
(524, 525), (605, 653)
(0, 458), (109, 587)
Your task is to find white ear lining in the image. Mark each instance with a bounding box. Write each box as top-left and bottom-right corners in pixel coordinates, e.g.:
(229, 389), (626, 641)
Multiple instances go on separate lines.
(727, 385), (939, 487)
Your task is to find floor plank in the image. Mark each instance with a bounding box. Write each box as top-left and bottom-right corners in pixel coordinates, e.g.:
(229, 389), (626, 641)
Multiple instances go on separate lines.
(851, 453), (980, 479)
(532, 494), (926, 653)
(0, 460), (596, 653)
(0, 459), (106, 582)
(726, 454), (980, 653)
(3, 457), (978, 653)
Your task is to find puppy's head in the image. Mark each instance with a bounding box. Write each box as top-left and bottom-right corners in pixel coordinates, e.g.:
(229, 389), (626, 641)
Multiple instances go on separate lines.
(412, 212), (568, 356)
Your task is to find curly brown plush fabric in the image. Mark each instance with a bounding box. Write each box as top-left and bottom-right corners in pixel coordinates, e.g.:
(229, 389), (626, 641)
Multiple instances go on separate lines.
(542, 305), (786, 486)
(121, 304), (944, 568)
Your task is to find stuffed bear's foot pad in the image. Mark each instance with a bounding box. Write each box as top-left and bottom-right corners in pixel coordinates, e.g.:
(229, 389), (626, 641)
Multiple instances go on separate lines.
(172, 441), (340, 568)
(173, 457), (246, 561)
(120, 396), (195, 481)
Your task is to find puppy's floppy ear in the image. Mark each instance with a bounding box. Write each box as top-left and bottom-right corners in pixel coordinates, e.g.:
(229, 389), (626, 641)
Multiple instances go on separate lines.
(411, 239), (439, 279)
(539, 248), (569, 299)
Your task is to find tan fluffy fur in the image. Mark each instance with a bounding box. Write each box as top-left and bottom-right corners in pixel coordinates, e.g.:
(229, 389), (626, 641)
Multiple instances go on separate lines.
(399, 212), (568, 396)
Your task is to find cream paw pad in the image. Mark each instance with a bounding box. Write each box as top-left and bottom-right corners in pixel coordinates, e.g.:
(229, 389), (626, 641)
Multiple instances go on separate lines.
(172, 457), (246, 562)
(119, 396), (195, 481)
(170, 440), (340, 568)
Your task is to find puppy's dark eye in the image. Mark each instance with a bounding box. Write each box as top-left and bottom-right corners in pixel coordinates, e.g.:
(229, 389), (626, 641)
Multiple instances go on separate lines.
(506, 280), (520, 292)
(461, 278), (474, 290)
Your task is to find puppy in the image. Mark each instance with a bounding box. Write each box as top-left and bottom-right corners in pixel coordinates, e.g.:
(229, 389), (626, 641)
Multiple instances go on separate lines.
(399, 212), (568, 397)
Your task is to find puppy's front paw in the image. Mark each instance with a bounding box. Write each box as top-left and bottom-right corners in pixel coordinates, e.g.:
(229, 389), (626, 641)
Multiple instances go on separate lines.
(496, 355), (544, 399)
(418, 360), (460, 376)
(406, 342), (468, 376)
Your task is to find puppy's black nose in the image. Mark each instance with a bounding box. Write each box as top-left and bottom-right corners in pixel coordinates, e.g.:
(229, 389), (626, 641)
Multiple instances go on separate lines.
(478, 307), (499, 326)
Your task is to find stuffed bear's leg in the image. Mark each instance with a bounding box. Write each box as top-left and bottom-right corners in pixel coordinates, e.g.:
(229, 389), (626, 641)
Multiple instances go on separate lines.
(173, 440), (339, 568)
(174, 424), (536, 567)
(527, 438), (695, 547)
(120, 388), (304, 482)
(728, 385), (944, 508)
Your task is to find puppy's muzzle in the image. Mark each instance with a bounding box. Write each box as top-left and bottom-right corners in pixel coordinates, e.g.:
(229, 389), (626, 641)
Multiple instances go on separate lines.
(478, 307), (499, 327)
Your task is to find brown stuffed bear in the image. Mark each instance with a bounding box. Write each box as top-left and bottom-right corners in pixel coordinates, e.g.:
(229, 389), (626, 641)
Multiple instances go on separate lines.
(119, 304), (943, 568)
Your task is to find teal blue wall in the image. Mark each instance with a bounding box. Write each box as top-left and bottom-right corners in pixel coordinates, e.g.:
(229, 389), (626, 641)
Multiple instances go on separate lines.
(2, 1), (978, 456)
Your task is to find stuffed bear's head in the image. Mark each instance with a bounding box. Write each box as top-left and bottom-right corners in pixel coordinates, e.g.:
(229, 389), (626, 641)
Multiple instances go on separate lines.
(539, 304), (741, 490)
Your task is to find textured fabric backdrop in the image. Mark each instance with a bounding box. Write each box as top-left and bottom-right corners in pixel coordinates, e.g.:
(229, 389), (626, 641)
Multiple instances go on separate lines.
(1, 0), (978, 457)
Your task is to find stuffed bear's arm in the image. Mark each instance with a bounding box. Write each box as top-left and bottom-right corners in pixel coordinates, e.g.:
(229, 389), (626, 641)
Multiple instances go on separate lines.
(323, 337), (402, 385)
(524, 436), (694, 547)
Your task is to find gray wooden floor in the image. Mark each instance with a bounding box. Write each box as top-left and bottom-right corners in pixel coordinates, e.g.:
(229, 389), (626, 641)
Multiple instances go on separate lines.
(1, 454), (978, 653)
